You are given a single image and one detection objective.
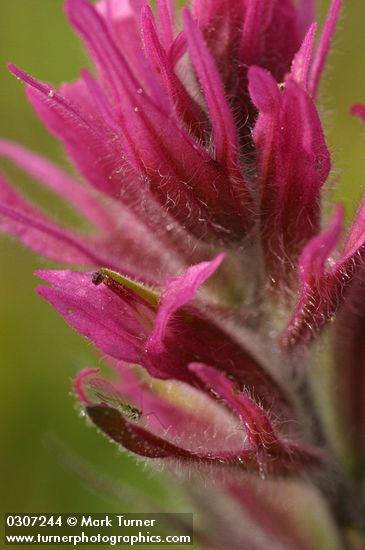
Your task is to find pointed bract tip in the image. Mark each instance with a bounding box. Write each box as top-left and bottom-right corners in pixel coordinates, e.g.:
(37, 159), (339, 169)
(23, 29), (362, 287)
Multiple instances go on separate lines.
(351, 103), (365, 121)
(8, 63), (23, 79)
(74, 367), (100, 404)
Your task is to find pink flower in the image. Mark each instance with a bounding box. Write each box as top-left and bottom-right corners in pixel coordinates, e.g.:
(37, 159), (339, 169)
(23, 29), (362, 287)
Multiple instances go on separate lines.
(2, 0), (365, 546)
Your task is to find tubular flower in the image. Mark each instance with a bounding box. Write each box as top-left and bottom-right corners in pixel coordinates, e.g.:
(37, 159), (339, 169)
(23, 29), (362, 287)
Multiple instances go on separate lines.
(3, 0), (365, 547)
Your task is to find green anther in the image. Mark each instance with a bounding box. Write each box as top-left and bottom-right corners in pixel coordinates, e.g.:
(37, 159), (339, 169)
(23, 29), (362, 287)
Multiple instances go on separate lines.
(92, 268), (159, 306)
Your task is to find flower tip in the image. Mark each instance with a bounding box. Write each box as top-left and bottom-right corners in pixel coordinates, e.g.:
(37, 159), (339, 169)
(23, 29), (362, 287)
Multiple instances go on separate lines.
(308, 0), (343, 97)
(7, 64), (33, 88)
(350, 103), (365, 121)
(34, 269), (50, 280)
(64, 0), (88, 24)
(64, 0), (79, 12)
(74, 367), (100, 404)
(247, 66), (280, 111)
(34, 270), (67, 285)
(182, 6), (199, 35)
(141, 2), (154, 19)
(6, 64), (42, 93)
(188, 362), (204, 375)
(214, 251), (225, 267)
(7, 63), (21, 78)
(332, 202), (345, 221)
(35, 284), (49, 299)
(181, 6), (192, 22)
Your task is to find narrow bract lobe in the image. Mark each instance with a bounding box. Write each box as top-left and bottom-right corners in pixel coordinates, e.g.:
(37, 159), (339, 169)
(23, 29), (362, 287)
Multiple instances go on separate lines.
(3, 0), (365, 547)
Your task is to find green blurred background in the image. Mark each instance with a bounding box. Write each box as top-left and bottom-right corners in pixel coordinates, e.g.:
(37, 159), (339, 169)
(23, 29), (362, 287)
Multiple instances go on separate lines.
(1, 0), (365, 547)
(0, 2), (188, 548)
